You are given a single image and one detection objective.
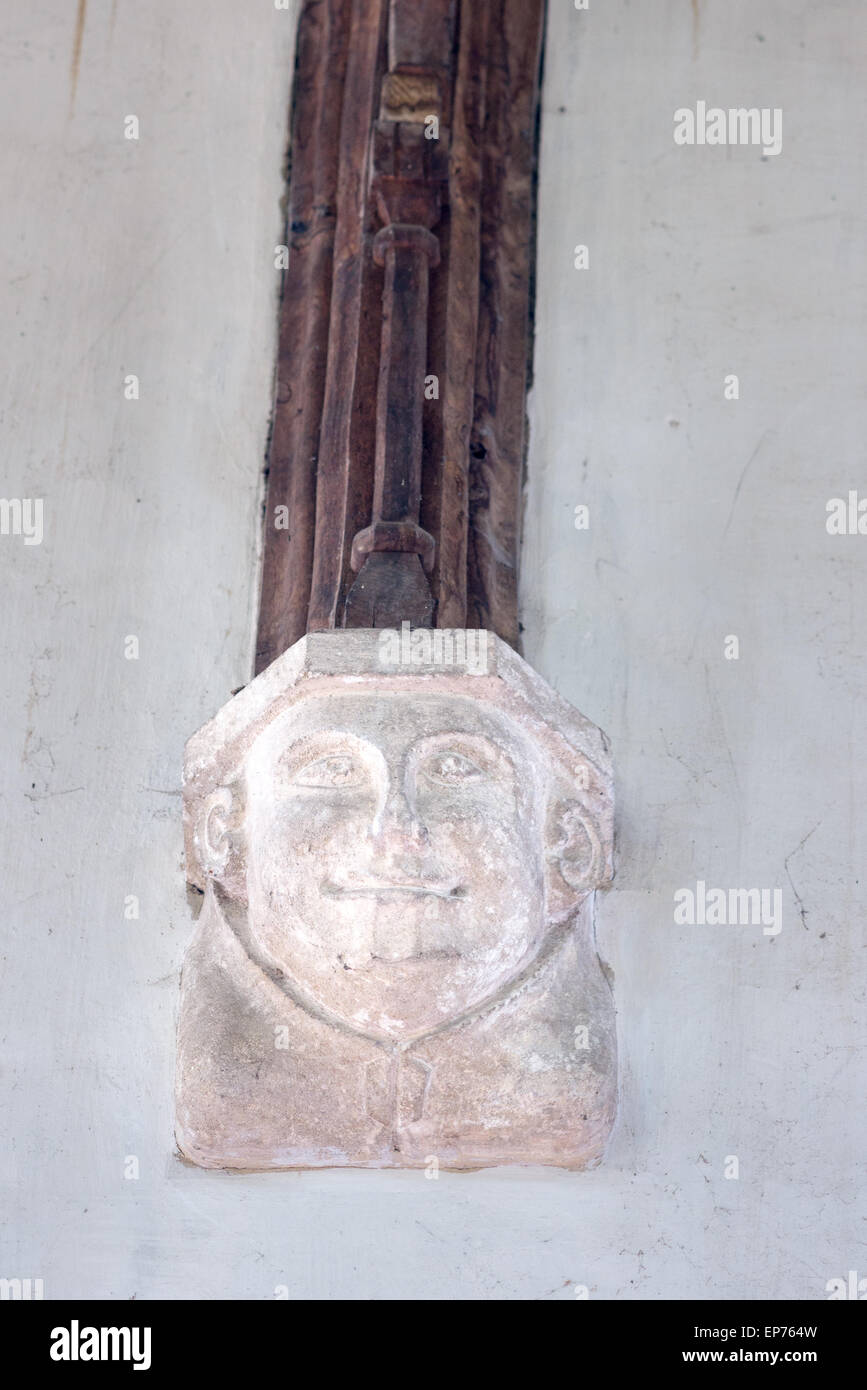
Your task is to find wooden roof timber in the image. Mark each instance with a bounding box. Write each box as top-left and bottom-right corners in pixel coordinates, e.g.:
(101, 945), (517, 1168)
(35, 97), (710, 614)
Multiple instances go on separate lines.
(255, 0), (545, 672)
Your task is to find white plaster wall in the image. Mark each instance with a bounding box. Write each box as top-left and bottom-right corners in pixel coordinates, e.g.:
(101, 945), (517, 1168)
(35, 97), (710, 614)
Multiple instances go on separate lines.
(1, 0), (863, 1299)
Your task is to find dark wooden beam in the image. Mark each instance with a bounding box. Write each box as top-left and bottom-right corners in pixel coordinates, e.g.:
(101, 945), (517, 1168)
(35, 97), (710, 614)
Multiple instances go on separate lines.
(305, 0), (386, 635)
(466, 0), (545, 646)
(255, 0), (351, 673)
(255, 0), (545, 672)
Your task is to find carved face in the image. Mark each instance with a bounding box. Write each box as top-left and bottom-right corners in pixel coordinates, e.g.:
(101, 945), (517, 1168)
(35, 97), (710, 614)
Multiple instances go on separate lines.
(240, 692), (548, 1038)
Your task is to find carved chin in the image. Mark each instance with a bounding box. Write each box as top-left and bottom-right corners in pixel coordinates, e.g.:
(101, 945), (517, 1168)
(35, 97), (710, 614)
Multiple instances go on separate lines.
(245, 903), (544, 1040)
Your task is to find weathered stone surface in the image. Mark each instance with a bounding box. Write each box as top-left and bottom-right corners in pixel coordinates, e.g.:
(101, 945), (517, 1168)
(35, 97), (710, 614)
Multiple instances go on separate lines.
(177, 630), (616, 1169)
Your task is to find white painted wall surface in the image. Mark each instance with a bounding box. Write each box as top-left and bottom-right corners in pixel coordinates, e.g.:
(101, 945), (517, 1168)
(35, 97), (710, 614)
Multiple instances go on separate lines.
(2, 0), (864, 1299)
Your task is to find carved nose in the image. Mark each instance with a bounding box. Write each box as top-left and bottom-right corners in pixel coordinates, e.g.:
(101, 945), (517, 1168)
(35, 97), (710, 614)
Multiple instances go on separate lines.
(369, 779), (429, 848)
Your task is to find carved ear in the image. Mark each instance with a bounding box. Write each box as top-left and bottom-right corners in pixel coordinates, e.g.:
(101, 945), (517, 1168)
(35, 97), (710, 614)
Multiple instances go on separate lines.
(546, 799), (605, 917)
(198, 787), (235, 876)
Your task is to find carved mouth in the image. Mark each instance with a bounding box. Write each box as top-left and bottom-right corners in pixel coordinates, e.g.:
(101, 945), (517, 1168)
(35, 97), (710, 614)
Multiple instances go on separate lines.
(321, 879), (465, 901)
(370, 948), (460, 962)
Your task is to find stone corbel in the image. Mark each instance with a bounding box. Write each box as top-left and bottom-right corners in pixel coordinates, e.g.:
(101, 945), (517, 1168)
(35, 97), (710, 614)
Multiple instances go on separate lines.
(177, 631), (617, 1170)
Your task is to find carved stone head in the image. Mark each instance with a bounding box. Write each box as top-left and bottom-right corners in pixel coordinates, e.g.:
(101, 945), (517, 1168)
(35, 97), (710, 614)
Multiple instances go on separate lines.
(177, 630), (616, 1169)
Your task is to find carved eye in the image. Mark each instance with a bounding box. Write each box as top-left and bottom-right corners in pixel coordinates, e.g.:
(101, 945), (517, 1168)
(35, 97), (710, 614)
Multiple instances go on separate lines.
(290, 755), (365, 789)
(421, 751), (483, 786)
